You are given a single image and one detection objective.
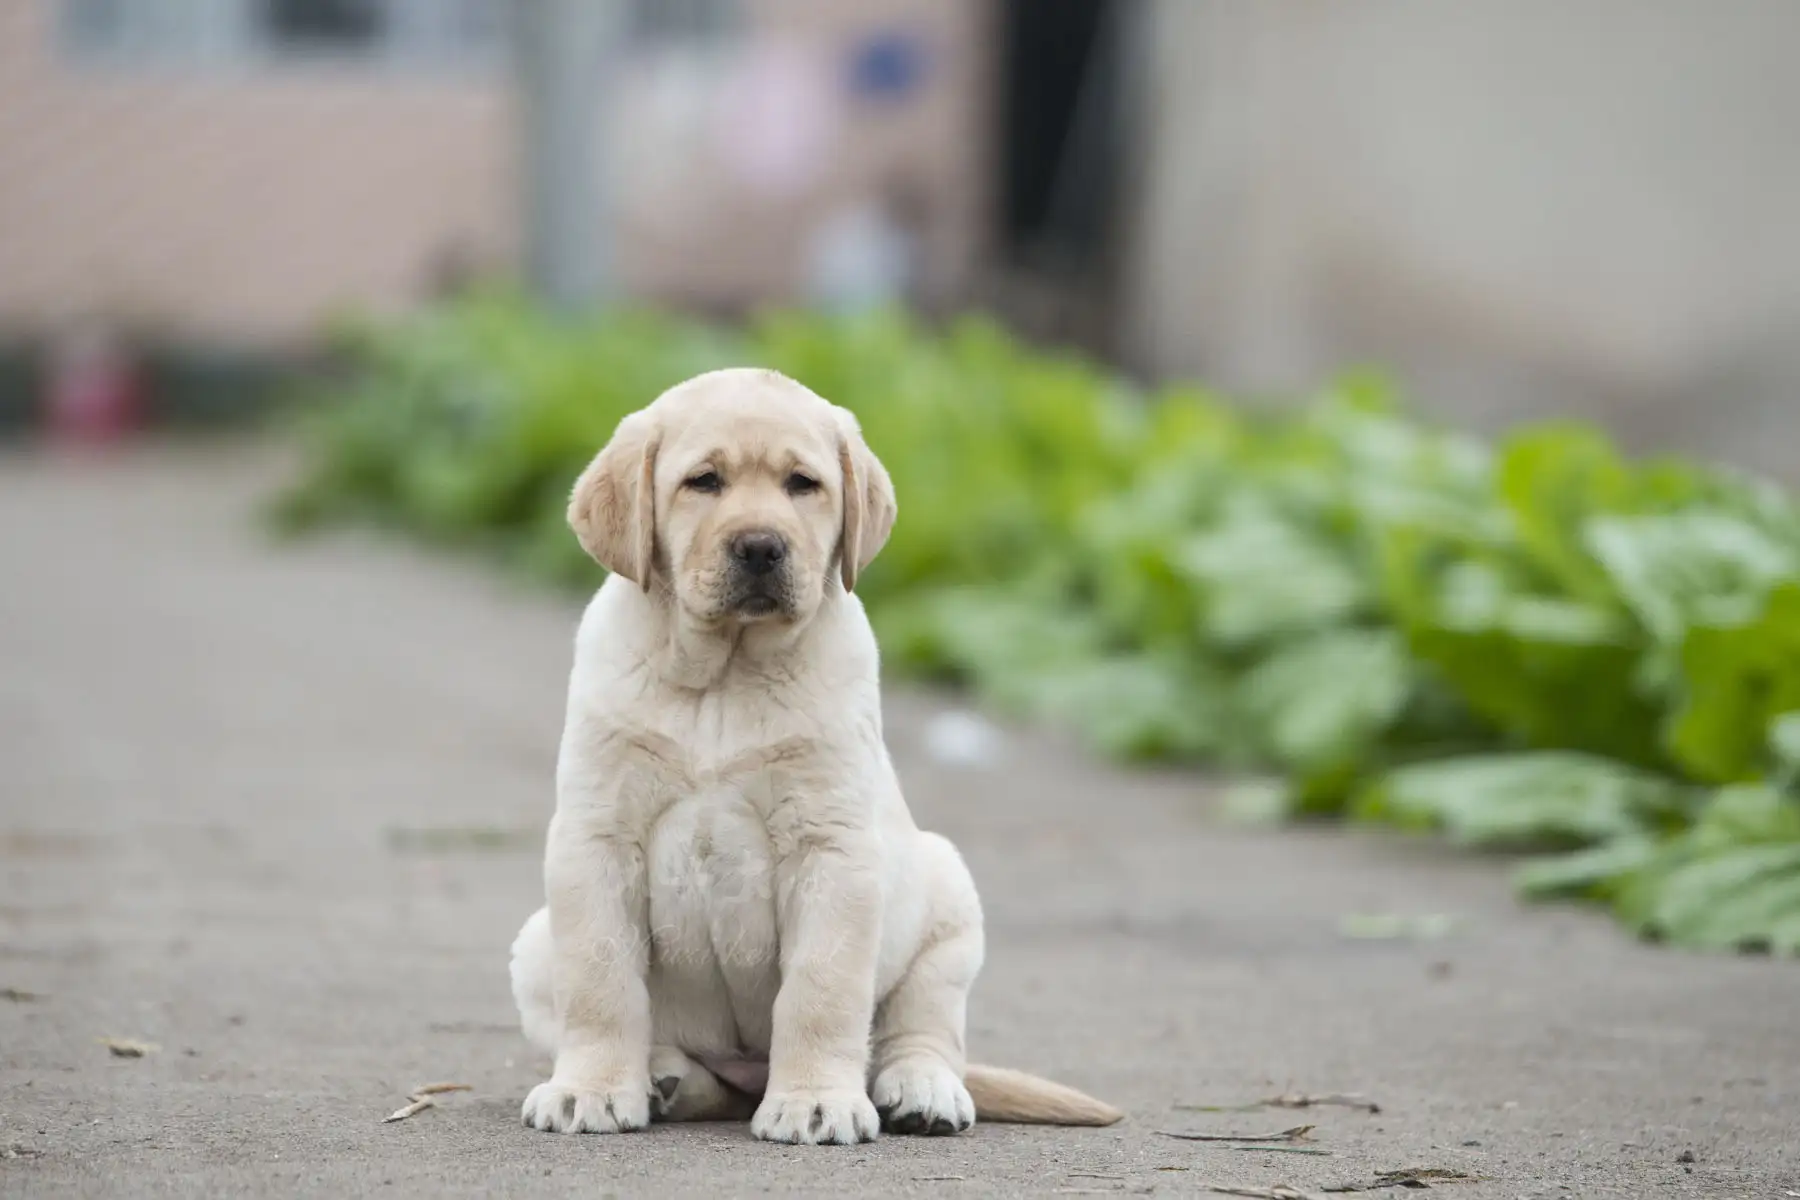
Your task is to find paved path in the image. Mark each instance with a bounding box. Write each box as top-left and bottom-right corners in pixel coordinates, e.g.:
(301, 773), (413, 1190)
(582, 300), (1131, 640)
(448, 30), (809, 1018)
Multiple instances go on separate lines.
(2, 443), (1797, 1198)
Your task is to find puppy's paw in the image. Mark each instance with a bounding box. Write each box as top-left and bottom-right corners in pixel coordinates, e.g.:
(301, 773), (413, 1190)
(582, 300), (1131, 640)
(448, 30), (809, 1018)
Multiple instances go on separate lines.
(751, 1088), (879, 1145)
(520, 1078), (651, 1134)
(648, 1046), (694, 1120)
(872, 1057), (975, 1136)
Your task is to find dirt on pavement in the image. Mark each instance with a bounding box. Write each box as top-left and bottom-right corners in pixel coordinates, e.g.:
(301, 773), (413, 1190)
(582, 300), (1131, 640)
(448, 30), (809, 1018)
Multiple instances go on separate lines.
(2, 443), (1797, 1198)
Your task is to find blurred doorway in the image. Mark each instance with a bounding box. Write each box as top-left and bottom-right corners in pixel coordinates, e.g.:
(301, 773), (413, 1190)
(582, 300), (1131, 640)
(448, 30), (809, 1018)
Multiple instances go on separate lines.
(992, 0), (1137, 356)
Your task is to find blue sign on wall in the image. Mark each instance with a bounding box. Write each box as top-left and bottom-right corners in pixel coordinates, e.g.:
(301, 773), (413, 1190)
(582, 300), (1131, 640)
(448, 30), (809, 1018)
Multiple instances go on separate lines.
(848, 30), (929, 104)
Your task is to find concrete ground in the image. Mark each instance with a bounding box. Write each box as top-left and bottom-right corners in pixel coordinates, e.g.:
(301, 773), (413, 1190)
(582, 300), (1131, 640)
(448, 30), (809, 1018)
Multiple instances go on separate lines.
(2, 442), (1797, 1199)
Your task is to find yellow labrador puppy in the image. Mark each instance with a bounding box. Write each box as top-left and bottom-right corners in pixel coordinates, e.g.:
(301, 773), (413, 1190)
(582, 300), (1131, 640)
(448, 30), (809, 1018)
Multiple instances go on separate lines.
(509, 368), (1122, 1144)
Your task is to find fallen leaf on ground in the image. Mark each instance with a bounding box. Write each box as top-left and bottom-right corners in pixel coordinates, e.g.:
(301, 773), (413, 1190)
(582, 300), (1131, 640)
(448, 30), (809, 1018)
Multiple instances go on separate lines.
(914, 1176), (966, 1183)
(1338, 913), (1462, 941)
(1372, 1168), (1474, 1186)
(1320, 1167), (1482, 1191)
(382, 1081), (471, 1122)
(99, 1037), (159, 1058)
(1159, 1124), (1316, 1144)
(408, 1082), (471, 1098)
(1177, 1093), (1380, 1116)
(1265, 1092), (1381, 1114)
(0, 832), (99, 858)
(383, 1098), (435, 1123)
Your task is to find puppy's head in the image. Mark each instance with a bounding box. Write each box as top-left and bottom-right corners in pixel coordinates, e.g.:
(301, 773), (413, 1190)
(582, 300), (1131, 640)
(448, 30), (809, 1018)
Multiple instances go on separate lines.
(568, 369), (895, 625)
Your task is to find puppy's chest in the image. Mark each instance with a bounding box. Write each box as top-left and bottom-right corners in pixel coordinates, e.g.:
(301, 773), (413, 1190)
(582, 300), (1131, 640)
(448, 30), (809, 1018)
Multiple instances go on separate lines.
(626, 721), (822, 1051)
(606, 691), (843, 836)
(643, 790), (784, 1050)
(644, 788), (777, 892)
(631, 728), (804, 933)
(645, 791), (777, 909)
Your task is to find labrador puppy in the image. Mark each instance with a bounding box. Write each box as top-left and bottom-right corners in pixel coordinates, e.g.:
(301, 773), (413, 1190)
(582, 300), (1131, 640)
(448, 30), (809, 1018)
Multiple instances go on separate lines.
(508, 368), (1122, 1144)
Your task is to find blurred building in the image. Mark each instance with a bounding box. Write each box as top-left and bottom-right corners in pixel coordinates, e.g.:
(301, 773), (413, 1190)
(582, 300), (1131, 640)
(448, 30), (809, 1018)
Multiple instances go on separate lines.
(0, 0), (991, 350)
(0, 0), (514, 349)
(4, 0), (1800, 474)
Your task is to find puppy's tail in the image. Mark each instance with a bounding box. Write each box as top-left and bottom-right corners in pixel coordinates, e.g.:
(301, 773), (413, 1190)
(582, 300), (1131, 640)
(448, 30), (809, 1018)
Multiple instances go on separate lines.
(965, 1064), (1124, 1126)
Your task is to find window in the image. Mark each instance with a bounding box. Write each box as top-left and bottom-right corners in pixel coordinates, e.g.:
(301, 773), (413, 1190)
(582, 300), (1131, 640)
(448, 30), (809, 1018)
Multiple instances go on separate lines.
(59, 0), (740, 71)
(262, 0), (385, 54)
(629, 0), (738, 44)
(60, 0), (504, 70)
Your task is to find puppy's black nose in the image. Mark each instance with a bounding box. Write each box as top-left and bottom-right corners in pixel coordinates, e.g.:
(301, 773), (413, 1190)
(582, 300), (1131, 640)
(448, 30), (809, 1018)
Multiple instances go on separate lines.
(731, 531), (786, 576)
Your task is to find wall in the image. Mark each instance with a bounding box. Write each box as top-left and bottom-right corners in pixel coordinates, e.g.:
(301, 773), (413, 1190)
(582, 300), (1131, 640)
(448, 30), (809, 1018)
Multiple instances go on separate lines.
(0, 1), (515, 350)
(0, 0), (990, 350)
(1125, 0), (1800, 473)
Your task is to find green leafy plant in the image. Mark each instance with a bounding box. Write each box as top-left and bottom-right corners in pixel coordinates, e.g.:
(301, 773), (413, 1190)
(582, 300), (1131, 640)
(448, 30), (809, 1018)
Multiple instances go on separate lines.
(273, 293), (1800, 954)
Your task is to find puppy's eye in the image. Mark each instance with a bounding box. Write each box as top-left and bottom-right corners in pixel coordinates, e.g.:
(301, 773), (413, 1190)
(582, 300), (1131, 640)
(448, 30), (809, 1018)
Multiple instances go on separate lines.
(685, 471), (722, 494)
(785, 473), (821, 496)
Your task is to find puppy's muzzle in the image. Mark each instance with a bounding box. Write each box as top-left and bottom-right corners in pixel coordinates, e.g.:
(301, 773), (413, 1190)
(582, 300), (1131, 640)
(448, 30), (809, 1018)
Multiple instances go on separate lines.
(730, 531), (786, 578)
(726, 530), (791, 617)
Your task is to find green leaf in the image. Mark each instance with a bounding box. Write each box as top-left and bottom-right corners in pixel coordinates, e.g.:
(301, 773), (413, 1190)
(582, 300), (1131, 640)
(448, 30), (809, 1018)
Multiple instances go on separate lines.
(1404, 590), (1666, 767)
(1237, 628), (1412, 778)
(1667, 583), (1800, 782)
(1770, 712), (1800, 789)
(1663, 859), (1800, 952)
(1520, 786), (1800, 953)
(1035, 654), (1231, 762)
(1496, 424), (1636, 603)
(1687, 782), (1800, 846)
(1354, 753), (1691, 850)
(1076, 463), (1224, 649)
(1514, 836), (1661, 900)
(1619, 841), (1800, 951)
(1585, 510), (1796, 644)
(1177, 497), (1372, 648)
(871, 586), (1106, 708)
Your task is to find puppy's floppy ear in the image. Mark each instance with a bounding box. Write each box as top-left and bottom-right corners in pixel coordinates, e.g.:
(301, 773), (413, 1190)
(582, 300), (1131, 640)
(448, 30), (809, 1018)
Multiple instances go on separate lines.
(834, 409), (896, 592)
(568, 409), (661, 589)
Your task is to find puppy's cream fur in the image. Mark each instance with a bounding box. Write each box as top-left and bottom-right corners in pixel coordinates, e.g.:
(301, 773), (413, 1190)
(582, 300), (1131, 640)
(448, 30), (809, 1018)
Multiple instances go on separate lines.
(509, 368), (1122, 1144)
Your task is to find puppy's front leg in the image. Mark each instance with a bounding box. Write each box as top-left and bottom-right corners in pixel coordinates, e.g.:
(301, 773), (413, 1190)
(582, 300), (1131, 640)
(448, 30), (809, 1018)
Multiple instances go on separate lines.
(751, 835), (883, 1145)
(521, 817), (653, 1134)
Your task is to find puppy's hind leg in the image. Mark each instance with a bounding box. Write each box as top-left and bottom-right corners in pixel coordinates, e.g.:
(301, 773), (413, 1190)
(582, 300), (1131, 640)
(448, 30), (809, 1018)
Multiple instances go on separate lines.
(509, 907), (562, 1056)
(648, 1046), (759, 1122)
(870, 833), (984, 1136)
